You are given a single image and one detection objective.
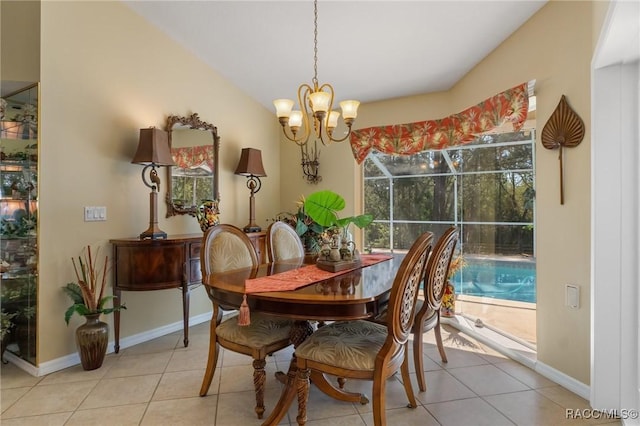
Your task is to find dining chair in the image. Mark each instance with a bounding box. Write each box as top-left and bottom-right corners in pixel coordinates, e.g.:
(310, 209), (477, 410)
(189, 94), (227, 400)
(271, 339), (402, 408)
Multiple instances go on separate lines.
(293, 231), (434, 426)
(199, 224), (294, 419)
(266, 220), (305, 262)
(412, 226), (459, 392)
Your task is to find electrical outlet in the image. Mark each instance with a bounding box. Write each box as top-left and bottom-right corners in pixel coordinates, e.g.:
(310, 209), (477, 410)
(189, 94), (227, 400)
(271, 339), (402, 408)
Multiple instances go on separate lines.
(566, 284), (579, 309)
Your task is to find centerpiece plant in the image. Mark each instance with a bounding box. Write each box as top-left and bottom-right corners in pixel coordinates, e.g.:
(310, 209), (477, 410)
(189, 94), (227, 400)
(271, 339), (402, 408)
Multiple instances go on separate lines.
(303, 190), (373, 240)
(273, 198), (327, 254)
(62, 245), (125, 370)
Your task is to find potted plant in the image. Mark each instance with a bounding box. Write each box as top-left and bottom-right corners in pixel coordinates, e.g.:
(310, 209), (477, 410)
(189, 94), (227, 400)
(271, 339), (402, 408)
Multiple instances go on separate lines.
(1, 276), (37, 360)
(1, 309), (17, 362)
(302, 190), (373, 265)
(303, 190), (373, 240)
(62, 245), (125, 370)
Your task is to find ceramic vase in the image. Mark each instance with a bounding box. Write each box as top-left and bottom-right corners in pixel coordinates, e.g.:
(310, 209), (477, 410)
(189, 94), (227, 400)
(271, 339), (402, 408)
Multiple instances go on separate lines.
(196, 199), (220, 232)
(76, 313), (108, 371)
(440, 281), (456, 317)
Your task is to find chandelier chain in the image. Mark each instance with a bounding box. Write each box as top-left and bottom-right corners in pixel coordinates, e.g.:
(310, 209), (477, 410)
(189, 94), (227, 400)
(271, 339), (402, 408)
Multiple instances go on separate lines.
(312, 0), (318, 86)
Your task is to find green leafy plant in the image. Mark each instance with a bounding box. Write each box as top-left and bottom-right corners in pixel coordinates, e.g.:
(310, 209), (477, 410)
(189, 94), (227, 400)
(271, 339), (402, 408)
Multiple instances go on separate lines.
(1, 309), (17, 341)
(303, 190), (373, 237)
(63, 246), (126, 325)
(272, 199), (328, 253)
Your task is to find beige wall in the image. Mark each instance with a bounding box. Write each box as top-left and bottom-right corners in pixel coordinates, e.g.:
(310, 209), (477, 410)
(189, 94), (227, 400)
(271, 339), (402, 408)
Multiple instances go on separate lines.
(280, 1), (599, 384)
(37, 1), (280, 363)
(455, 0), (593, 384)
(1, 0), (40, 86)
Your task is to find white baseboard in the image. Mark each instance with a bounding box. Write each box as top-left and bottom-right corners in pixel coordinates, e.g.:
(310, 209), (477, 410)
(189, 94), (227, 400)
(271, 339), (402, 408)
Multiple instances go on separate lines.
(534, 360), (590, 400)
(17, 312), (212, 377)
(443, 314), (590, 400)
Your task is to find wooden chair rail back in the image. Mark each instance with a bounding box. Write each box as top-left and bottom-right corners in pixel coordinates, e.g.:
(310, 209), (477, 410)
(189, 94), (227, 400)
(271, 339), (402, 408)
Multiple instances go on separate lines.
(425, 226), (460, 310)
(386, 231), (434, 346)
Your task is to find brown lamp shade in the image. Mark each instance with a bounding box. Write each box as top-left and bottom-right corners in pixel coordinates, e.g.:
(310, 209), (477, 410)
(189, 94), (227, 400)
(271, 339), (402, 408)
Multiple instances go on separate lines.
(131, 127), (175, 166)
(234, 148), (267, 177)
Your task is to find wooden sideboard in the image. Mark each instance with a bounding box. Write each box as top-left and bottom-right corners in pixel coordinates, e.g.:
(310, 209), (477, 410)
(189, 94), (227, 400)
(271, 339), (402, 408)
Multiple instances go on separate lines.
(246, 231), (266, 264)
(110, 231), (266, 353)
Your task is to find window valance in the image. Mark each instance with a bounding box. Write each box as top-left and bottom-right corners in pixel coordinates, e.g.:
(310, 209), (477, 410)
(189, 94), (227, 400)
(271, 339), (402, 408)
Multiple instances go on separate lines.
(349, 82), (529, 164)
(171, 145), (215, 172)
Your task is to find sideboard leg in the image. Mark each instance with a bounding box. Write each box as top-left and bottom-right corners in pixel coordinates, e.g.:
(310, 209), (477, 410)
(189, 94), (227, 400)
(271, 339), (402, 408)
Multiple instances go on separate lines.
(113, 288), (121, 353)
(182, 283), (190, 347)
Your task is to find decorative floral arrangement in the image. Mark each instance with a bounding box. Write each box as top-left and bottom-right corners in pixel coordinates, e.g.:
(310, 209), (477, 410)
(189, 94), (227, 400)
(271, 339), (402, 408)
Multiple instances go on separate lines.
(447, 255), (466, 280)
(442, 254), (465, 318)
(63, 246), (125, 324)
(195, 199), (220, 232)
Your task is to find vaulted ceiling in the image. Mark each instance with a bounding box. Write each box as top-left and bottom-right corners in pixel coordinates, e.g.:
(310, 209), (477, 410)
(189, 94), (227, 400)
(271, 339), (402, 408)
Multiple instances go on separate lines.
(124, 1), (548, 109)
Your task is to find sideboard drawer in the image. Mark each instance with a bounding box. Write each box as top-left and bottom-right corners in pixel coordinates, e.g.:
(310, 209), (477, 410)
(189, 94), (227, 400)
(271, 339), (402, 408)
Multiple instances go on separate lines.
(190, 258), (202, 284)
(189, 241), (201, 258)
(113, 242), (184, 291)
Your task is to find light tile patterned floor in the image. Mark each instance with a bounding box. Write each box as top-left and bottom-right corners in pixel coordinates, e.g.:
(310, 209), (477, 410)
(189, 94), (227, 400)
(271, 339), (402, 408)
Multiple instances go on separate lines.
(1, 322), (620, 425)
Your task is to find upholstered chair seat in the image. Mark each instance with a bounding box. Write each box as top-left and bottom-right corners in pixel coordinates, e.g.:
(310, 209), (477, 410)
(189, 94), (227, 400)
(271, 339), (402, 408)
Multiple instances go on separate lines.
(295, 320), (387, 371)
(216, 312), (292, 348)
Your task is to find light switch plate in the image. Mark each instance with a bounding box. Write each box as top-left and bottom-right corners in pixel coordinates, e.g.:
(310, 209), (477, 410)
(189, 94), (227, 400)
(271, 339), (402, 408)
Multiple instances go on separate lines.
(84, 206), (107, 222)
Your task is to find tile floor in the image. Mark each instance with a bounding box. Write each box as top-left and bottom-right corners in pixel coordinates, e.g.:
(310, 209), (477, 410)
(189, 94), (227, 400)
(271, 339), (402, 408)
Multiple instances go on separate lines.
(1, 322), (620, 426)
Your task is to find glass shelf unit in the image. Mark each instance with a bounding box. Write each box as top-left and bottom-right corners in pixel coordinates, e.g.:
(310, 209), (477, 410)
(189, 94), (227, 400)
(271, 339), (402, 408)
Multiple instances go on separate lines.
(1, 83), (39, 365)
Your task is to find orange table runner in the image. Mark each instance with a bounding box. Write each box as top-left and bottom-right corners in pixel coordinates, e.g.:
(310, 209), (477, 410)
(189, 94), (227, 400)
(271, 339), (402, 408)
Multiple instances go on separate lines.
(244, 254), (393, 294)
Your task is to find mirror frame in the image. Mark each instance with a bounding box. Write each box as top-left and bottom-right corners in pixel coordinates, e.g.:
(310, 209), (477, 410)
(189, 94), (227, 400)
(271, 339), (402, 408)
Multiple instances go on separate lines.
(165, 113), (220, 217)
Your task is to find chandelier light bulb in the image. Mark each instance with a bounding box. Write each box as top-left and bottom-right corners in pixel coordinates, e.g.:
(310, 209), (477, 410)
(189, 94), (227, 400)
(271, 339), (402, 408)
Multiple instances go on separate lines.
(325, 110), (340, 130)
(289, 111), (303, 129)
(340, 100), (360, 120)
(273, 99), (294, 119)
(308, 91), (331, 113)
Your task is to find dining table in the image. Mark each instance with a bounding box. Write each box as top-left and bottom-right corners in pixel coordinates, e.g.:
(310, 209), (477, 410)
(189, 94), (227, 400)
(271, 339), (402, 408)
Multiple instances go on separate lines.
(202, 253), (401, 426)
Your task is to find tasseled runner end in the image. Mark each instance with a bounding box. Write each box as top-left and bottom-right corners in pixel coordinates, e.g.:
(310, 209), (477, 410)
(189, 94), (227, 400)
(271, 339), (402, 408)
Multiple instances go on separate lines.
(238, 294), (250, 326)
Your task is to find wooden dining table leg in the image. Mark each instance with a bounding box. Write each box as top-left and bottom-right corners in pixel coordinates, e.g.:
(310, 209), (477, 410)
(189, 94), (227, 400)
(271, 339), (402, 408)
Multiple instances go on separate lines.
(309, 371), (369, 404)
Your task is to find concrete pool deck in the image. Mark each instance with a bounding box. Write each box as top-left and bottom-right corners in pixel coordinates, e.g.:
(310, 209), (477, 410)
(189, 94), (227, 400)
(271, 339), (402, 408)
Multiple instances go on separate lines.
(455, 295), (537, 346)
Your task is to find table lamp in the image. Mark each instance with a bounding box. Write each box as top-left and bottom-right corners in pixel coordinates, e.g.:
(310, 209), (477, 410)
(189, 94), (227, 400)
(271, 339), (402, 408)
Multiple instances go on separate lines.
(131, 127), (175, 239)
(234, 148), (266, 232)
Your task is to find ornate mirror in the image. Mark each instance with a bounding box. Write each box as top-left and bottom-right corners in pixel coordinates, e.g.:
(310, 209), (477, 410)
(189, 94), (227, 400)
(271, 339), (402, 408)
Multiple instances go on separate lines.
(165, 113), (219, 217)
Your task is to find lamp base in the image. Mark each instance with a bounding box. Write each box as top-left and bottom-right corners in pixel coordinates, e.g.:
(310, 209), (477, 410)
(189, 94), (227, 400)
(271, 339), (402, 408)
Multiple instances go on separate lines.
(243, 225), (262, 233)
(139, 228), (168, 240)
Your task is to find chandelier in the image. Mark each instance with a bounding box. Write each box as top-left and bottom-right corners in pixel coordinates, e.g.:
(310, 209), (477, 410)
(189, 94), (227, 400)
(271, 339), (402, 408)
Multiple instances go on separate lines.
(273, 0), (359, 183)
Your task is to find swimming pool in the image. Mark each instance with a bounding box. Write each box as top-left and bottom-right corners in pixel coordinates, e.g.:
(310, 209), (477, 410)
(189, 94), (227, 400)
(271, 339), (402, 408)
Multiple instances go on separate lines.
(452, 258), (536, 303)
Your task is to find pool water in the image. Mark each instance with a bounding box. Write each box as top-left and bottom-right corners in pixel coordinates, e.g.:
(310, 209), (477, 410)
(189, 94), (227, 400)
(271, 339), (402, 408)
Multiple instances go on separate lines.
(452, 259), (536, 303)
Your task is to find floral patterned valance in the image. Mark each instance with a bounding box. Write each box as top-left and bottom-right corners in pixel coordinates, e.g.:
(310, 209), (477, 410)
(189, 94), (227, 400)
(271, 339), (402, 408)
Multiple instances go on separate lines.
(171, 145), (214, 171)
(349, 82), (529, 164)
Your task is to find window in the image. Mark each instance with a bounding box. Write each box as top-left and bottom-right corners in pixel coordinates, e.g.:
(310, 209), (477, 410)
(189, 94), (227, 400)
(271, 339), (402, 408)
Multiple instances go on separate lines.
(363, 129), (536, 344)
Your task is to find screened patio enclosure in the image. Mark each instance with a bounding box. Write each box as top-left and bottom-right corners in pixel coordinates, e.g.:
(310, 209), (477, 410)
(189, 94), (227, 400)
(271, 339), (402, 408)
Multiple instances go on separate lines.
(363, 129), (537, 345)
